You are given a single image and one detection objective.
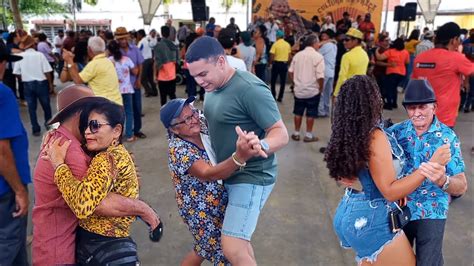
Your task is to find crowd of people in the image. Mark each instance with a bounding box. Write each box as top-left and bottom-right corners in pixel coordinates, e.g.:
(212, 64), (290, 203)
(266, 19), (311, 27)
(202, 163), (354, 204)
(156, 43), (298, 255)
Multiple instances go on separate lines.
(0, 9), (473, 266)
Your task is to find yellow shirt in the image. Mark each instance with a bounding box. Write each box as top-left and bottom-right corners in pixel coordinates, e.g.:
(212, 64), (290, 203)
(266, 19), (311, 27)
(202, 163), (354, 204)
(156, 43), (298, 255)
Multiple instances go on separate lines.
(79, 53), (123, 105)
(334, 46), (369, 96)
(270, 38), (291, 62)
(54, 144), (138, 237)
(405, 39), (420, 54)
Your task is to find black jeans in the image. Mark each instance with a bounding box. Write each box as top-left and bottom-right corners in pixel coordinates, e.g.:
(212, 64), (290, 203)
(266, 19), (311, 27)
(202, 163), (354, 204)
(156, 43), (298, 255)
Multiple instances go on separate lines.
(158, 79), (177, 106)
(255, 63), (266, 82)
(141, 58), (158, 96)
(404, 219), (446, 266)
(385, 73), (404, 107)
(270, 61), (288, 101)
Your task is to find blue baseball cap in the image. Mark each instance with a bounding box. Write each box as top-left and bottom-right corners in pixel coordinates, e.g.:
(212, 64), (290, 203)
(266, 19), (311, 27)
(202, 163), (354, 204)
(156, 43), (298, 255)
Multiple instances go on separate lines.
(160, 96), (196, 128)
(276, 30), (285, 38)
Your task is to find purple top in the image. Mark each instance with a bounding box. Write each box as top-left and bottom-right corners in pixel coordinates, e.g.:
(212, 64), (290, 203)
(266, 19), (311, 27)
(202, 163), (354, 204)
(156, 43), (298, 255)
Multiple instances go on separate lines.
(121, 44), (144, 88)
(37, 42), (55, 63)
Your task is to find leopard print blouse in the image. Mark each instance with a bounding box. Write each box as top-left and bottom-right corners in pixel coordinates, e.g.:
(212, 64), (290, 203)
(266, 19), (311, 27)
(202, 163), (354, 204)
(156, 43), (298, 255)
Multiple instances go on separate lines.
(54, 144), (138, 237)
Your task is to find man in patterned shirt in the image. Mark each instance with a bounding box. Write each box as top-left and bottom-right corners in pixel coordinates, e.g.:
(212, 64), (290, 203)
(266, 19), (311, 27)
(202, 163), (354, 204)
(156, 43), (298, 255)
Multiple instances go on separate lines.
(387, 79), (467, 266)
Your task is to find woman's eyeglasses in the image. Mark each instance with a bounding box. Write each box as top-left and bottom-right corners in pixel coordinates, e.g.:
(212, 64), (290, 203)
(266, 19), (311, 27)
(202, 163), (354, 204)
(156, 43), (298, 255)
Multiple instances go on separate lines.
(171, 109), (199, 127)
(88, 120), (111, 134)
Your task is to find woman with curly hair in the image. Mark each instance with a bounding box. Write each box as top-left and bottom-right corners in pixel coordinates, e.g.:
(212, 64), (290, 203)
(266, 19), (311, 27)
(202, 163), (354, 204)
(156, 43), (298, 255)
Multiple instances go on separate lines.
(325, 75), (450, 265)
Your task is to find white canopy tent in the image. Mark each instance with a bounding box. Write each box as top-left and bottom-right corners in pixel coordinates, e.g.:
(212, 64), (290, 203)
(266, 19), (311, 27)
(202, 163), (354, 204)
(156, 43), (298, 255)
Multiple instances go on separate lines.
(138, 0), (162, 25)
(417, 0), (443, 24)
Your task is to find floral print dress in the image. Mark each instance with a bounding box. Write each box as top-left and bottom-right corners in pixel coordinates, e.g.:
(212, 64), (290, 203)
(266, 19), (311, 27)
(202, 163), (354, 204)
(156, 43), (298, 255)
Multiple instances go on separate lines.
(167, 118), (229, 266)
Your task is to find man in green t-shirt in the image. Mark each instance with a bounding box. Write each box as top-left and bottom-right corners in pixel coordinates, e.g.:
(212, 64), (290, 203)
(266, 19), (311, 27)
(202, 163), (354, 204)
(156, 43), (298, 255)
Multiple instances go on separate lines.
(186, 36), (289, 266)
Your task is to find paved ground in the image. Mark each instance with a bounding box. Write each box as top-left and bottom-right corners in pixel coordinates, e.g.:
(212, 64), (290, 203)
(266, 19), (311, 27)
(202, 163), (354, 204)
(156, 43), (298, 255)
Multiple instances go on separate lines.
(22, 81), (473, 265)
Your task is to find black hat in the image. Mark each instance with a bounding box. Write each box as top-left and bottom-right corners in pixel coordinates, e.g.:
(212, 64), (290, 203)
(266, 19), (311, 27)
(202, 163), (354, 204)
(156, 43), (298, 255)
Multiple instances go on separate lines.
(0, 40), (22, 63)
(402, 79), (436, 106)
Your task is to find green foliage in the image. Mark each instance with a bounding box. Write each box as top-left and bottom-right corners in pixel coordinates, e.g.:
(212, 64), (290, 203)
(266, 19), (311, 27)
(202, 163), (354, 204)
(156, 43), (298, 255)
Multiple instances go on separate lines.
(18, 0), (68, 14)
(84, 0), (97, 5)
(221, 0), (246, 10)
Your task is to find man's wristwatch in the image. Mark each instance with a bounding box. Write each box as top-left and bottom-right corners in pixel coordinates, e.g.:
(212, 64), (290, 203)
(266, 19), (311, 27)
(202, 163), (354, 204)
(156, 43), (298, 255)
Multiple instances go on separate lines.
(260, 139), (270, 153)
(441, 175), (450, 191)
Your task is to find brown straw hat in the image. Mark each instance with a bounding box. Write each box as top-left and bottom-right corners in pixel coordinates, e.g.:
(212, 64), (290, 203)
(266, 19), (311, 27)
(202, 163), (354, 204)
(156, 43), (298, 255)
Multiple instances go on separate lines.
(19, 35), (36, 50)
(48, 85), (101, 125)
(114, 27), (130, 39)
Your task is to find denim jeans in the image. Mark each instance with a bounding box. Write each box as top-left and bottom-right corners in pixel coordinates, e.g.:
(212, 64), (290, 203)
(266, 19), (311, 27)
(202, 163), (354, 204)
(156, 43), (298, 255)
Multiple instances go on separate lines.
(122, 94), (134, 138)
(0, 191), (28, 266)
(23, 80), (52, 133)
(404, 219), (446, 266)
(132, 89), (142, 134)
(318, 77), (334, 116)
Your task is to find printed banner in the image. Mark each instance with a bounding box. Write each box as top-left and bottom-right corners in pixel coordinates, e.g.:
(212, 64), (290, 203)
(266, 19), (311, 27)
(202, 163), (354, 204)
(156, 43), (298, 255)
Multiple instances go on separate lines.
(252, 0), (383, 36)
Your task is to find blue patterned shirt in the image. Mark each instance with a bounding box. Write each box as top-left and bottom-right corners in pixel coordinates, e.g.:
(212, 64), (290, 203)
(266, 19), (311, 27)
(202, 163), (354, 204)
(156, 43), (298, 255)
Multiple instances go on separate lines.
(388, 116), (464, 221)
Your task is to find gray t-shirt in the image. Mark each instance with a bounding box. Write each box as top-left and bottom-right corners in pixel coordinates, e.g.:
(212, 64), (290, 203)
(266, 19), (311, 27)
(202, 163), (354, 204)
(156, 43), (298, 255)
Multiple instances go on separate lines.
(237, 43), (256, 72)
(204, 70), (281, 185)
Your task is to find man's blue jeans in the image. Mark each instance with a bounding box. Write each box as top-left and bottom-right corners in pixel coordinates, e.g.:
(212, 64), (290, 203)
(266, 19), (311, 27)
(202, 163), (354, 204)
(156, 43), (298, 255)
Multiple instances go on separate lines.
(121, 94), (134, 139)
(132, 88), (142, 134)
(23, 80), (52, 133)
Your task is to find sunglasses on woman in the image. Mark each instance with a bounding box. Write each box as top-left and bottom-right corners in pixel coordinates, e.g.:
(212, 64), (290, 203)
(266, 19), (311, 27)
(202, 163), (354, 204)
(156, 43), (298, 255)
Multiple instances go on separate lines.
(88, 120), (111, 134)
(171, 109), (199, 127)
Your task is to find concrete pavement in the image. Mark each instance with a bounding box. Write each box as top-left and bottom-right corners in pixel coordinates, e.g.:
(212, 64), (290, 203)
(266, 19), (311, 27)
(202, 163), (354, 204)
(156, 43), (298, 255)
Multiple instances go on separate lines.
(22, 82), (473, 265)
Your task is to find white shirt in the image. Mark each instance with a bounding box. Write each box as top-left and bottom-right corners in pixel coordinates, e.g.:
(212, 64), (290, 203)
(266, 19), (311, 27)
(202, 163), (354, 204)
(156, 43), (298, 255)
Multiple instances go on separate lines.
(288, 47), (325, 98)
(13, 48), (52, 82)
(226, 55), (247, 71)
(264, 22), (279, 43)
(138, 37), (155, 60)
(321, 23), (336, 33)
(53, 35), (64, 54)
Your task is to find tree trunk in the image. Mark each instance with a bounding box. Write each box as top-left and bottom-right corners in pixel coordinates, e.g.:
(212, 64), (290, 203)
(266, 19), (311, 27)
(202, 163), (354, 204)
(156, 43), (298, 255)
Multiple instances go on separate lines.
(9, 0), (23, 29)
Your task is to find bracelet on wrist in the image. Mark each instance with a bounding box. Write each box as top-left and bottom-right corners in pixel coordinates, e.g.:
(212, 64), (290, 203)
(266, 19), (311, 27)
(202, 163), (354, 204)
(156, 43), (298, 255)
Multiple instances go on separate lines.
(55, 163), (66, 170)
(231, 152), (246, 171)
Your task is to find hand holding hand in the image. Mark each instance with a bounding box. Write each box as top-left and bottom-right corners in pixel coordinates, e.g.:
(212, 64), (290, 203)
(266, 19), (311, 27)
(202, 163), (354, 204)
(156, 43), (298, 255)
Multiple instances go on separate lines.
(234, 126), (267, 161)
(430, 144), (451, 166)
(42, 137), (71, 169)
(419, 162), (446, 187)
(62, 49), (74, 63)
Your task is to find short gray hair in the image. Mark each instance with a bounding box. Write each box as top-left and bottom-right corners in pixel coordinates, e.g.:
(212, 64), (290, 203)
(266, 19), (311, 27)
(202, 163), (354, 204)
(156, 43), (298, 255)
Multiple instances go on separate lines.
(304, 34), (319, 48)
(87, 36), (106, 54)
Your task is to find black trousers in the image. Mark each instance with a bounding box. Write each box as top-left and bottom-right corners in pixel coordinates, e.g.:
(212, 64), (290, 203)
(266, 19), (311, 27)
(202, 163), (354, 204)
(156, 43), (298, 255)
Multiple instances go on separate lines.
(404, 219), (446, 266)
(158, 79), (176, 106)
(271, 61), (288, 101)
(385, 73), (404, 107)
(141, 58), (158, 96)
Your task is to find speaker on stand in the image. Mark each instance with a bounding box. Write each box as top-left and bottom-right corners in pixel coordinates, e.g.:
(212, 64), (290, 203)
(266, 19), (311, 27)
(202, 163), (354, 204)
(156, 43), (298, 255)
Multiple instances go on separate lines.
(393, 5), (404, 37)
(191, 0), (209, 22)
(403, 2), (417, 36)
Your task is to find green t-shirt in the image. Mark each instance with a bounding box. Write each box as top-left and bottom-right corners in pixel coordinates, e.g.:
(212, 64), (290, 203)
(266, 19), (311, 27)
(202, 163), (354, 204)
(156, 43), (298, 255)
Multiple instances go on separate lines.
(204, 70), (281, 185)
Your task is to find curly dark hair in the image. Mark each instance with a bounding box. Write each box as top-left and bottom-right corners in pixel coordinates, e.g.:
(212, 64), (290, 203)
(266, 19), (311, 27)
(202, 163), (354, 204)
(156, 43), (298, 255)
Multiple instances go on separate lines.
(324, 75), (383, 181)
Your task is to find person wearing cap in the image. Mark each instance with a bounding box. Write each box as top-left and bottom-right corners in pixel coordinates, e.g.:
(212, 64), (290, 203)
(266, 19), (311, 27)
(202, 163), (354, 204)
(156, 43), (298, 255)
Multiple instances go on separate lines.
(327, 76), (450, 266)
(237, 31), (257, 72)
(333, 28), (369, 97)
(160, 97), (260, 266)
(288, 34), (324, 142)
(116, 27), (147, 139)
(154, 25), (179, 106)
(32, 85), (159, 265)
(415, 30), (434, 57)
(0, 39), (30, 266)
(269, 29), (291, 102)
(218, 28), (247, 71)
(412, 22), (474, 128)
(185, 36), (289, 266)
(13, 35), (53, 136)
(387, 79), (467, 266)
(336, 11), (352, 33)
(62, 36), (123, 105)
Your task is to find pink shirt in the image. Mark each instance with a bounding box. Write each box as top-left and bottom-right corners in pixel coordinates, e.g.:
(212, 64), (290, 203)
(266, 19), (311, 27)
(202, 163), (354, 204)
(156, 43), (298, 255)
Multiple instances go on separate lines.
(32, 126), (90, 265)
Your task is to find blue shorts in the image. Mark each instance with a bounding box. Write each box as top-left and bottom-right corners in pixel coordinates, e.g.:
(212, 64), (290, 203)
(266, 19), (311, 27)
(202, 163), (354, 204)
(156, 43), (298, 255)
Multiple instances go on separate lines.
(333, 188), (402, 264)
(222, 183), (274, 241)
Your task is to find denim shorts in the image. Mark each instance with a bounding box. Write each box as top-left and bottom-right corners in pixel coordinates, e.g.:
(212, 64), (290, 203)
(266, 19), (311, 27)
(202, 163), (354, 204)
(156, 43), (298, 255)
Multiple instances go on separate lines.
(333, 188), (401, 264)
(222, 183), (275, 241)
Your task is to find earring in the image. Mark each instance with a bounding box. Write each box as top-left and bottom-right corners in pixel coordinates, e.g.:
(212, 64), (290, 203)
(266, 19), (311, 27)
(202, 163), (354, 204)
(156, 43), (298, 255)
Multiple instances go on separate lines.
(112, 139), (118, 146)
